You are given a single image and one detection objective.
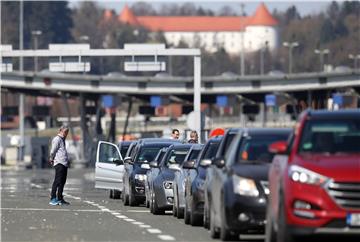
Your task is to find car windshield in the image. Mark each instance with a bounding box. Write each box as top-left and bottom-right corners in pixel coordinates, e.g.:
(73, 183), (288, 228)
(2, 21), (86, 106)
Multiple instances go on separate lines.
(187, 149), (201, 161)
(236, 134), (289, 163)
(299, 119), (360, 154)
(136, 148), (163, 163)
(204, 142), (220, 159)
(166, 149), (189, 166)
(221, 133), (236, 156)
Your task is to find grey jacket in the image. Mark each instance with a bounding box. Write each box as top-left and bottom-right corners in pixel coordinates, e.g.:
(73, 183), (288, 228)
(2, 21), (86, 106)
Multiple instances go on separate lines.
(49, 135), (69, 167)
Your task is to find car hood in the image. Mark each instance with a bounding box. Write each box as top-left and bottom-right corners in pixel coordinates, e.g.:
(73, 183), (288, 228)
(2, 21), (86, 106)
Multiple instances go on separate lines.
(294, 154), (360, 181)
(232, 163), (270, 181)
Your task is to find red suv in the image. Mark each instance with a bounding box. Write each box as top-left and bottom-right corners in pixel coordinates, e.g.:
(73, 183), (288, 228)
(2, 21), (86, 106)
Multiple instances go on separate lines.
(266, 109), (360, 242)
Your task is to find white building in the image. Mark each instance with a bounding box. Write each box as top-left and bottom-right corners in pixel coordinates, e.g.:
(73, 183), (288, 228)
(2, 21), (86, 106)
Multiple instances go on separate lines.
(105, 3), (279, 55)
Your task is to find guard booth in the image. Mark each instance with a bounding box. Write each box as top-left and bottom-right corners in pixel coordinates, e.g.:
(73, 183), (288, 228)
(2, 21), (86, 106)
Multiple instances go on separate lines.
(31, 137), (51, 168)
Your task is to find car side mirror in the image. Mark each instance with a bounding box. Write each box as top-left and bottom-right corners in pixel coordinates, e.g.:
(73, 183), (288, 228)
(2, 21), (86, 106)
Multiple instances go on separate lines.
(199, 159), (212, 167)
(169, 163), (181, 172)
(182, 160), (196, 169)
(213, 157), (225, 168)
(268, 141), (288, 155)
(141, 163), (151, 170)
(112, 158), (123, 166)
(124, 156), (133, 164)
(149, 161), (159, 168)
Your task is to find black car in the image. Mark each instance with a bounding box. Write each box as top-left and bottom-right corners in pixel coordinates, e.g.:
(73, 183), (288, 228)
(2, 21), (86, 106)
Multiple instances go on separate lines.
(122, 139), (178, 206)
(208, 128), (291, 241)
(150, 144), (193, 214)
(204, 128), (241, 229)
(145, 147), (168, 208)
(184, 136), (222, 226)
(117, 141), (135, 159)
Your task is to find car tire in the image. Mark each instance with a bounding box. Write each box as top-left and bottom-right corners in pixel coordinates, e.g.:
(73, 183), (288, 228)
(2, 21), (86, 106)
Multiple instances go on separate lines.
(184, 197), (190, 224)
(122, 185), (129, 206)
(129, 186), (138, 207)
(265, 203), (277, 242)
(150, 190), (155, 214)
(113, 190), (121, 199)
(190, 198), (202, 226)
(203, 200), (210, 229)
(277, 198), (294, 242)
(173, 187), (178, 217)
(109, 189), (114, 199)
(153, 193), (164, 215)
(220, 197), (235, 241)
(210, 202), (220, 239)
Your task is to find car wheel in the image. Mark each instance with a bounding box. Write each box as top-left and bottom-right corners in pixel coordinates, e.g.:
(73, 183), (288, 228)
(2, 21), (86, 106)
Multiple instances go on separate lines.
(172, 189), (178, 217)
(153, 192), (164, 215)
(150, 190), (155, 214)
(210, 201), (220, 239)
(109, 189), (114, 199)
(265, 203), (276, 242)
(190, 197), (201, 226)
(184, 197), (190, 224)
(129, 186), (138, 207)
(113, 190), (121, 199)
(122, 184), (129, 206)
(277, 198), (294, 242)
(203, 199), (210, 229)
(220, 198), (235, 241)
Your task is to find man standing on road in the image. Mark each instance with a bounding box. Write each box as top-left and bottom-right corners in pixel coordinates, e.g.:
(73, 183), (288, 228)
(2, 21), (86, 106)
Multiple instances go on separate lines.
(49, 125), (70, 206)
(171, 129), (180, 140)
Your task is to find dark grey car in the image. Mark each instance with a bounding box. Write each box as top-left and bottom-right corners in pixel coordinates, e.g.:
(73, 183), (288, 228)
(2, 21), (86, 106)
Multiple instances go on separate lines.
(150, 144), (193, 214)
(173, 144), (203, 218)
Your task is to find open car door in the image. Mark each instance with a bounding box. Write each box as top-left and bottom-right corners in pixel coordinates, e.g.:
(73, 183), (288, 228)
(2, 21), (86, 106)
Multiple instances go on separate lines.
(95, 141), (124, 191)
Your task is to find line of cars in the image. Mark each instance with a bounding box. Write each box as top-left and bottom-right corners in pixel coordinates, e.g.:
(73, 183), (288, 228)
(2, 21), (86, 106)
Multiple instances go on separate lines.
(94, 109), (360, 241)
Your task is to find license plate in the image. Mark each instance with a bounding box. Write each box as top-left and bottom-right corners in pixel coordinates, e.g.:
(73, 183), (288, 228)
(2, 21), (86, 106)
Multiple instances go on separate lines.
(346, 213), (360, 226)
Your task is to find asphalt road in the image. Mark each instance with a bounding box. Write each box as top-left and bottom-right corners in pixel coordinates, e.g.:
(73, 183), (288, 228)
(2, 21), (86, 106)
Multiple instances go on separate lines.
(1, 167), (265, 242)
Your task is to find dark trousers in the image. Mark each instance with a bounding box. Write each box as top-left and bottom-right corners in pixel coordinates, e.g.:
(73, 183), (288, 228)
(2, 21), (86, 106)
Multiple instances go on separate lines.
(50, 164), (68, 200)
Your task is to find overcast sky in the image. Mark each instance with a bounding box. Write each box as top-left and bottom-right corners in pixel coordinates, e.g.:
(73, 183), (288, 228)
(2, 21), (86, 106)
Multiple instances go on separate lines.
(69, 0), (333, 16)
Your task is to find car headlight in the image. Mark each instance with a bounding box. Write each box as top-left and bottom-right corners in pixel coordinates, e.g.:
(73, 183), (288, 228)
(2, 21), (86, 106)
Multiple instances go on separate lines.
(135, 174), (147, 181)
(164, 181), (173, 189)
(195, 179), (205, 190)
(289, 165), (328, 186)
(232, 175), (259, 197)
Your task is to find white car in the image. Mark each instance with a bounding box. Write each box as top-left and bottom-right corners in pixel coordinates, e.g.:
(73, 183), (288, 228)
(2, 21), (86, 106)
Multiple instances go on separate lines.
(95, 141), (124, 199)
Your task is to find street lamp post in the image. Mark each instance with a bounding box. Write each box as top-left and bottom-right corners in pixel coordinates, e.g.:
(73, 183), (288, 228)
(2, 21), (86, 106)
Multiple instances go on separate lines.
(283, 41), (299, 74)
(314, 48), (330, 72)
(349, 54), (360, 69)
(31, 30), (42, 72)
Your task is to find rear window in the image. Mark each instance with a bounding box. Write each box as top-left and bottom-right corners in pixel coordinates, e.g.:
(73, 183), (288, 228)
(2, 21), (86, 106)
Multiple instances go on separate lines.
(165, 149), (189, 166)
(136, 148), (163, 163)
(236, 134), (289, 163)
(299, 119), (360, 153)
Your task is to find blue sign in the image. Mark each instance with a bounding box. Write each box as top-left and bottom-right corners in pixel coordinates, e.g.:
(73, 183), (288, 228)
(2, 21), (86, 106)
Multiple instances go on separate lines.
(332, 94), (343, 106)
(102, 95), (114, 108)
(216, 95), (228, 107)
(265, 94), (276, 107)
(150, 96), (162, 107)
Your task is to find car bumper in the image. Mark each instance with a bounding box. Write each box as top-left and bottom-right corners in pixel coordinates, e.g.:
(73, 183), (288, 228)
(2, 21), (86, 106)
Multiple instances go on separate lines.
(224, 195), (267, 232)
(155, 186), (174, 210)
(133, 179), (146, 199)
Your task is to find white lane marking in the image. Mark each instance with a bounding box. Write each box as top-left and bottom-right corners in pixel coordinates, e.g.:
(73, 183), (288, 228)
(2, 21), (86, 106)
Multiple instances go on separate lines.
(101, 208), (110, 212)
(84, 201), (94, 204)
(139, 224), (151, 228)
(132, 222), (144, 225)
(1, 208), (107, 212)
(116, 215), (128, 219)
(111, 212), (121, 216)
(158, 235), (175, 241)
(124, 218), (136, 222)
(30, 183), (43, 189)
(147, 228), (162, 234)
(126, 210), (149, 213)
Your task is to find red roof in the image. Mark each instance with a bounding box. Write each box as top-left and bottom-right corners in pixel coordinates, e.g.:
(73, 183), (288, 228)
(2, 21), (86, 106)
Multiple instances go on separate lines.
(117, 3), (277, 32)
(248, 3), (278, 26)
(137, 16), (250, 32)
(119, 4), (139, 25)
(103, 9), (114, 21)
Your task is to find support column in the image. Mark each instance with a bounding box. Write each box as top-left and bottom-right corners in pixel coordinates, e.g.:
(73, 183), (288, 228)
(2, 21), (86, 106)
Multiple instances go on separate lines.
(79, 93), (89, 166)
(123, 97), (133, 141)
(307, 91), (312, 109)
(194, 56), (202, 143)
